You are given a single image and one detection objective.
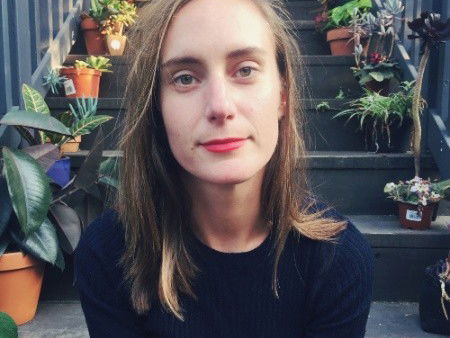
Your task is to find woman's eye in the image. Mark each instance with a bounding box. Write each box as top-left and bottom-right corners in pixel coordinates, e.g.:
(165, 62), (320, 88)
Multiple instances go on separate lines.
(237, 66), (253, 78)
(173, 74), (195, 86)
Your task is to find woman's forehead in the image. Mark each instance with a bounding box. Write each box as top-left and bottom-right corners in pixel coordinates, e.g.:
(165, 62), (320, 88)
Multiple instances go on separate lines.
(161, 0), (275, 62)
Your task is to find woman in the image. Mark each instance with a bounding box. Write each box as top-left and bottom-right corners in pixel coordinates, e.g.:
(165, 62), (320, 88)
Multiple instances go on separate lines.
(74, 0), (374, 337)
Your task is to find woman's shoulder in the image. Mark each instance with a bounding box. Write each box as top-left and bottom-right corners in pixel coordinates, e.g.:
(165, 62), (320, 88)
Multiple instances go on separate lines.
(293, 196), (374, 280)
(75, 208), (125, 265)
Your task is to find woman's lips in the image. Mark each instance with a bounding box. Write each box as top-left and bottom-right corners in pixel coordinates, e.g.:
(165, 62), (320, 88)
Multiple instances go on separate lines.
(201, 138), (247, 153)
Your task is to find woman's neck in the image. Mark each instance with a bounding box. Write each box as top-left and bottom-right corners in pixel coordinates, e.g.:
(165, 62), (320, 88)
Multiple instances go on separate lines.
(184, 169), (270, 253)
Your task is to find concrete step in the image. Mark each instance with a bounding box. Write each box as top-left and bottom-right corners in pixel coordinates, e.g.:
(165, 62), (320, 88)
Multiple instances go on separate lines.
(287, 1), (322, 21)
(38, 211), (450, 303)
(43, 147), (439, 215)
(293, 20), (331, 55)
(17, 301), (449, 337)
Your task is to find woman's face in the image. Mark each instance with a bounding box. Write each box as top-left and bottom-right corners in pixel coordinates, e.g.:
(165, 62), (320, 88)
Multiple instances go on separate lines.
(160, 0), (285, 185)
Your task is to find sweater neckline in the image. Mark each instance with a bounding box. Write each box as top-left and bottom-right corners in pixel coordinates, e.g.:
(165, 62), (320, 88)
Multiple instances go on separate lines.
(187, 227), (275, 271)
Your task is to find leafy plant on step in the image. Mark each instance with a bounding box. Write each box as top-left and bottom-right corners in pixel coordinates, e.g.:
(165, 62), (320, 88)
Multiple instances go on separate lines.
(0, 85), (117, 268)
(332, 81), (423, 150)
(407, 12), (450, 177)
(74, 56), (113, 73)
(352, 0), (404, 89)
(321, 0), (372, 31)
(42, 68), (67, 95)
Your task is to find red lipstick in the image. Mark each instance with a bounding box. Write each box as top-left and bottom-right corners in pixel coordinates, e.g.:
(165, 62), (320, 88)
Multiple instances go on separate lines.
(201, 138), (247, 153)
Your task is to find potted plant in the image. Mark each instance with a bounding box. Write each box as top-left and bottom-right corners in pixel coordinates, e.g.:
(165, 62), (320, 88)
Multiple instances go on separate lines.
(384, 176), (450, 229)
(59, 56), (112, 98)
(0, 104), (115, 324)
(332, 81), (418, 152)
(42, 68), (67, 96)
(80, 0), (137, 56)
(352, 0), (404, 94)
(420, 253), (450, 335)
(102, 1), (137, 55)
(321, 0), (373, 55)
(5, 84), (112, 187)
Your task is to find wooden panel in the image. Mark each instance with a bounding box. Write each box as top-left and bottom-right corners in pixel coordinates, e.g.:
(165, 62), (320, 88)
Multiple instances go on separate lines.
(0, 1), (13, 114)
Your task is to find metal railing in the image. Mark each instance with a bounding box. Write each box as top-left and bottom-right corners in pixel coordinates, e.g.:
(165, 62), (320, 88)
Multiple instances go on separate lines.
(378, 0), (450, 178)
(0, 0), (88, 116)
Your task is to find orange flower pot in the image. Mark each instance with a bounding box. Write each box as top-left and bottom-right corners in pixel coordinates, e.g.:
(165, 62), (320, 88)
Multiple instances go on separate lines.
(81, 17), (107, 55)
(0, 252), (45, 325)
(60, 135), (82, 153)
(326, 27), (369, 56)
(60, 68), (102, 98)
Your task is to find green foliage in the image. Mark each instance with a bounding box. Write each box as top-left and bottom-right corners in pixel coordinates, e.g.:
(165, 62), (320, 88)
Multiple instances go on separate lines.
(42, 69), (67, 95)
(74, 56), (112, 73)
(87, 0), (137, 35)
(352, 61), (401, 86)
(333, 81), (418, 130)
(0, 312), (18, 338)
(322, 0), (372, 31)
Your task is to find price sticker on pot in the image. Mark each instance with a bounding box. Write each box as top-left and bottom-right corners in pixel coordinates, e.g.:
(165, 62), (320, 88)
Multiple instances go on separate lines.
(63, 79), (76, 96)
(406, 209), (422, 222)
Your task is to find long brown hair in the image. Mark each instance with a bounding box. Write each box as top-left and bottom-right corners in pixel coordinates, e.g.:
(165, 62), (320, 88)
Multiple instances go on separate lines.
(114, 0), (347, 321)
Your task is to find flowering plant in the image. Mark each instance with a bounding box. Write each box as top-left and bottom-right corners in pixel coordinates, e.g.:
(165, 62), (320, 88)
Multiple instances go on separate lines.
(384, 176), (450, 206)
(352, 52), (401, 86)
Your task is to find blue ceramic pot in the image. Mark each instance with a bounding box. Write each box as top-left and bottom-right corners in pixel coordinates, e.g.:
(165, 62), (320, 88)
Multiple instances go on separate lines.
(46, 156), (71, 187)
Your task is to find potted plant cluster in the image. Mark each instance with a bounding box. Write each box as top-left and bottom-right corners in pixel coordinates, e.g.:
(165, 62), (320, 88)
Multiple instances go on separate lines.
(59, 56), (112, 98)
(384, 176), (450, 229)
(80, 0), (137, 55)
(0, 88), (117, 324)
(352, 0), (404, 95)
(332, 80), (418, 152)
(318, 0), (373, 56)
(420, 253), (450, 335)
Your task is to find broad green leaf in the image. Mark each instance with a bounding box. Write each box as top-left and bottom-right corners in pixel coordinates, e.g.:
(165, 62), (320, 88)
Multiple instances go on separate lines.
(22, 144), (60, 172)
(0, 111), (71, 135)
(369, 72), (385, 82)
(71, 115), (113, 136)
(22, 84), (50, 114)
(0, 177), (12, 238)
(0, 312), (18, 338)
(98, 157), (119, 189)
(2, 147), (51, 236)
(0, 235), (10, 255)
(49, 203), (81, 254)
(9, 217), (65, 270)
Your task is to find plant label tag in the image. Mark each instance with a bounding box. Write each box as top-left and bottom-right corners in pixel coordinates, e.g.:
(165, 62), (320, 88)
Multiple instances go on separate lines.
(406, 209), (422, 222)
(64, 80), (76, 96)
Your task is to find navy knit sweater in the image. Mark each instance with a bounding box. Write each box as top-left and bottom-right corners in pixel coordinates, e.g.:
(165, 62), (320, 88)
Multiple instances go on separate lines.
(74, 201), (374, 338)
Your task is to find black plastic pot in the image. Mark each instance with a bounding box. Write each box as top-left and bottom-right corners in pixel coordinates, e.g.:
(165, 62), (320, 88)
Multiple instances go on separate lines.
(419, 261), (450, 335)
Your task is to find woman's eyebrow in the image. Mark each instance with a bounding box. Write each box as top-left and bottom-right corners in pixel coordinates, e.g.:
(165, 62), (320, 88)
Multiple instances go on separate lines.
(161, 47), (267, 70)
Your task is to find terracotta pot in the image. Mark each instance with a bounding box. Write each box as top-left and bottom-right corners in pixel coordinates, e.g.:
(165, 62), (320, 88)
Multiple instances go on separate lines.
(60, 135), (82, 153)
(60, 68), (102, 98)
(81, 17), (107, 55)
(0, 252), (45, 325)
(326, 27), (369, 56)
(365, 79), (390, 96)
(106, 34), (127, 56)
(398, 202), (437, 230)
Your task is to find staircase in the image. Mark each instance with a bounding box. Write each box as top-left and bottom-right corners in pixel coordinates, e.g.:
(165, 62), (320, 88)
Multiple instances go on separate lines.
(39, 0), (450, 305)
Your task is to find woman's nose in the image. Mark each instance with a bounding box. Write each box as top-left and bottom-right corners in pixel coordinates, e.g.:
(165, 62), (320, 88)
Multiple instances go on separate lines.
(204, 76), (235, 123)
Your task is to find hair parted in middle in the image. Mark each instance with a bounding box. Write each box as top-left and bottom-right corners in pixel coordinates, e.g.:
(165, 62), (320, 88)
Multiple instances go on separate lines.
(113, 0), (347, 321)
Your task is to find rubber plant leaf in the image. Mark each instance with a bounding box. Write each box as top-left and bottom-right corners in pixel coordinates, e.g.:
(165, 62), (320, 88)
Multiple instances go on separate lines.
(49, 203), (82, 254)
(22, 84), (51, 144)
(2, 147), (51, 236)
(0, 110), (71, 135)
(0, 176), (12, 238)
(9, 217), (65, 270)
(22, 143), (60, 172)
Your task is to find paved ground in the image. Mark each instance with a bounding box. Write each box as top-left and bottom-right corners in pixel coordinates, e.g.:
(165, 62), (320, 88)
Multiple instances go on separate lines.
(17, 301), (448, 338)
